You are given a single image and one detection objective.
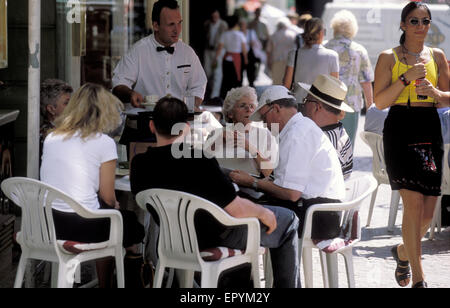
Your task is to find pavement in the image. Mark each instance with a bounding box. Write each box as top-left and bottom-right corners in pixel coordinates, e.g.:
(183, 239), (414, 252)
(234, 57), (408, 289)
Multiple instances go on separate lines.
(0, 68), (449, 288)
(300, 115), (450, 288)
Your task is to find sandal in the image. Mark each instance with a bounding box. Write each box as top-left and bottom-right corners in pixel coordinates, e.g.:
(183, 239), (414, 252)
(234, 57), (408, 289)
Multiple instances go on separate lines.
(391, 245), (411, 287)
(412, 281), (428, 288)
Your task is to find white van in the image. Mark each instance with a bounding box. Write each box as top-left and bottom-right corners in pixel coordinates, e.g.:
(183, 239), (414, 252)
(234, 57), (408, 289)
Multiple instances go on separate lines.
(321, 2), (450, 67)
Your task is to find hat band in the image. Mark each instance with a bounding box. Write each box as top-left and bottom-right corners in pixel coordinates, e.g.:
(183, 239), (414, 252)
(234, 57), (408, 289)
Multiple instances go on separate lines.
(310, 85), (343, 107)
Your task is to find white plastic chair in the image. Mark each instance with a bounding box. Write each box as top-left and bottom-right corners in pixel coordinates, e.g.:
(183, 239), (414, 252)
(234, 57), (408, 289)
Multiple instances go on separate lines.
(299, 175), (377, 288)
(429, 144), (450, 239)
(360, 131), (402, 232)
(1, 177), (125, 288)
(135, 188), (262, 288)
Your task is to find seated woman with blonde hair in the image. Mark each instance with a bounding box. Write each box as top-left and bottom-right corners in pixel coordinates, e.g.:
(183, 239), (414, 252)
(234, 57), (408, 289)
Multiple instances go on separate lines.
(40, 83), (144, 288)
(205, 86), (278, 178)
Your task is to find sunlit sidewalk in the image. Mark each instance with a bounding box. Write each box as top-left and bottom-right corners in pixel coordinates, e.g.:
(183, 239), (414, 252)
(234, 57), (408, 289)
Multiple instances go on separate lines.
(302, 115), (450, 288)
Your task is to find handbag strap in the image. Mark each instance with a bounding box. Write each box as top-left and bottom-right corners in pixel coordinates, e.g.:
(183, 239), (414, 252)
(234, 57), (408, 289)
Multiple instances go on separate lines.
(290, 48), (299, 91)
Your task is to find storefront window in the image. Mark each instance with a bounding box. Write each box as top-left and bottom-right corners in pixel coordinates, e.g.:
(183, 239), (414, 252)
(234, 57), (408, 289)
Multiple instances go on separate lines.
(56, 0), (148, 90)
(0, 0), (8, 69)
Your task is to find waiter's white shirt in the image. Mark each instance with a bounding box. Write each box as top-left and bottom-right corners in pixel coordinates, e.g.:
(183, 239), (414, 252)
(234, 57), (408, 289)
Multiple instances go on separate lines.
(273, 112), (345, 200)
(112, 34), (207, 100)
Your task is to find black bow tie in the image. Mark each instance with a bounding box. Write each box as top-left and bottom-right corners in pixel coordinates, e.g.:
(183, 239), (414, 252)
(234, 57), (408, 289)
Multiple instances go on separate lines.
(156, 46), (175, 54)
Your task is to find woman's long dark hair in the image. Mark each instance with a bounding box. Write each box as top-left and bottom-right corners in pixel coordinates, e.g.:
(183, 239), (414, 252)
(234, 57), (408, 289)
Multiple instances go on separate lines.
(399, 1), (432, 45)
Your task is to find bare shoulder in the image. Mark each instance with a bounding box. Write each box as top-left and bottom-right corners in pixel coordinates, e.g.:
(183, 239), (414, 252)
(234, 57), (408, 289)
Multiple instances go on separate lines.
(376, 48), (396, 67)
(431, 47), (448, 64)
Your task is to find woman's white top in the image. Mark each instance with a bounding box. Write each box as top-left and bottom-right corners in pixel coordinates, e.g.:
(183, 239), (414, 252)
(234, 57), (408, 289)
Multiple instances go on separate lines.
(40, 132), (118, 212)
(219, 30), (247, 61)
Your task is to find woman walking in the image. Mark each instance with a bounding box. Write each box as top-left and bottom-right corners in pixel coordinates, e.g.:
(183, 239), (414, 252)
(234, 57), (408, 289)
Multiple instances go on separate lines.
(282, 17), (339, 103)
(374, 1), (449, 288)
(215, 15), (248, 99)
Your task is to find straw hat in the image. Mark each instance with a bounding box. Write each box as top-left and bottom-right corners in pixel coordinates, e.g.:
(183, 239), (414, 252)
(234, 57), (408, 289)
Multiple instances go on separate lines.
(298, 75), (354, 113)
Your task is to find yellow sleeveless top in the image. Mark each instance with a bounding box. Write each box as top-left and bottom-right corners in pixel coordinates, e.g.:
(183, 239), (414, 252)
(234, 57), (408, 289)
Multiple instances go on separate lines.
(391, 47), (438, 104)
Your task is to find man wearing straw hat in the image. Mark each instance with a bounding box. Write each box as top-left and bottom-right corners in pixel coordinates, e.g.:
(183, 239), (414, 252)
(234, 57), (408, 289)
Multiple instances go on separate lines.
(299, 74), (354, 180)
(229, 77), (346, 238)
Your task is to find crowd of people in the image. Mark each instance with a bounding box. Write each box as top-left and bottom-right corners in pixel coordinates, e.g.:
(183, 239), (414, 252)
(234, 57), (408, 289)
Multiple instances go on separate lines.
(34, 0), (449, 288)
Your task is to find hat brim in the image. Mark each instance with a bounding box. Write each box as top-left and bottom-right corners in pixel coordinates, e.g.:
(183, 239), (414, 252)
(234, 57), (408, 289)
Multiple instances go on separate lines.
(249, 103), (266, 122)
(298, 82), (354, 113)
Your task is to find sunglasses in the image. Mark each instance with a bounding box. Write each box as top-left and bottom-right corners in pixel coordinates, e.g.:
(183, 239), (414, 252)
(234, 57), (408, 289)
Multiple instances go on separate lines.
(408, 17), (432, 26)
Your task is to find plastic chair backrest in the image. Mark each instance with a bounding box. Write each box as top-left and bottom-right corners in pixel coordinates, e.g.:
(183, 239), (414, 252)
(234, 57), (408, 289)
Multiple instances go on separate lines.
(135, 188), (258, 266)
(302, 175), (377, 241)
(1, 177), (62, 252)
(360, 131), (389, 185)
(1, 177), (121, 252)
(343, 176), (378, 239)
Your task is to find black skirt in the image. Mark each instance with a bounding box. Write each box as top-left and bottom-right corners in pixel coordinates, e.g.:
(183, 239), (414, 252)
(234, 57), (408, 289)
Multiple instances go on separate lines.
(53, 208), (144, 248)
(383, 105), (443, 196)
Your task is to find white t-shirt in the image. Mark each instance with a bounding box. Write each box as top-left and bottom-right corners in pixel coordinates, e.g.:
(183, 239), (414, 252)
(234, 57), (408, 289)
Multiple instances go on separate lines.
(287, 44), (339, 101)
(40, 132), (118, 212)
(268, 27), (298, 63)
(112, 34), (207, 101)
(274, 113), (345, 200)
(219, 30), (247, 61)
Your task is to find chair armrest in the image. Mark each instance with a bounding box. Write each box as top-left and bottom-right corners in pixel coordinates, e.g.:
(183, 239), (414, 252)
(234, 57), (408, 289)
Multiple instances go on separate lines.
(228, 217), (261, 256)
(71, 206), (124, 247)
(302, 201), (358, 241)
(205, 213), (261, 256)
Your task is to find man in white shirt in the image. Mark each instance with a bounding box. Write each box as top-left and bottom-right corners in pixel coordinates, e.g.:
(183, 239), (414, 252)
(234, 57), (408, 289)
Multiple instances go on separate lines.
(229, 85), (345, 238)
(203, 9), (228, 96)
(248, 7), (269, 50)
(266, 19), (298, 85)
(112, 0), (207, 109)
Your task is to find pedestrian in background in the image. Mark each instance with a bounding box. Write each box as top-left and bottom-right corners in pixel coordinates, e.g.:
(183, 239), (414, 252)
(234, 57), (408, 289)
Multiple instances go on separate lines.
(267, 18), (298, 85)
(215, 15), (248, 99)
(325, 10), (374, 148)
(203, 9), (228, 98)
(282, 17), (339, 103)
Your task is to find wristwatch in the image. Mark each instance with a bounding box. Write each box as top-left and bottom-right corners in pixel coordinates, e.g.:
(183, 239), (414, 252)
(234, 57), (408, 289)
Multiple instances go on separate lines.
(252, 178), (259, 191)
(399, 74), (411, 87)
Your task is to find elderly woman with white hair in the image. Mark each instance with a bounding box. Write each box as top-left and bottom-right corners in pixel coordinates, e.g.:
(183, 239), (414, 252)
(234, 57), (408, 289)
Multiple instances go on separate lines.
(325, 9), (374, 148)
(205, 86), (278, 178)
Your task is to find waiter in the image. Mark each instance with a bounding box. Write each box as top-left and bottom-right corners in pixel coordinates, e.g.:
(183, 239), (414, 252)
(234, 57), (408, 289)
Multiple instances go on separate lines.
(112, 0), (207, 109)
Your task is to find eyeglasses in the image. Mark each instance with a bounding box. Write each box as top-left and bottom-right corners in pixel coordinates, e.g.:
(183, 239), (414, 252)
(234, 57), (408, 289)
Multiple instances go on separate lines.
(260, 105), (274, 122)
(408, 17), (432, 26)
(302, 98), (320, 105)
(236, 103), (256, 110)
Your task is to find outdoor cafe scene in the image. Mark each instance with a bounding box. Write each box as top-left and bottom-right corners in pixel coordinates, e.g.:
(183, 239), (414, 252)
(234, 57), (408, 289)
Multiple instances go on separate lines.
(0, 0), (449, 290)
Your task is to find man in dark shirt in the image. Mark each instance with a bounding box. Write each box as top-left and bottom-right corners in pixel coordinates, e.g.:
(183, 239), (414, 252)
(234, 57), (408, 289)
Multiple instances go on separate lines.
(130, 97), (300, 288)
